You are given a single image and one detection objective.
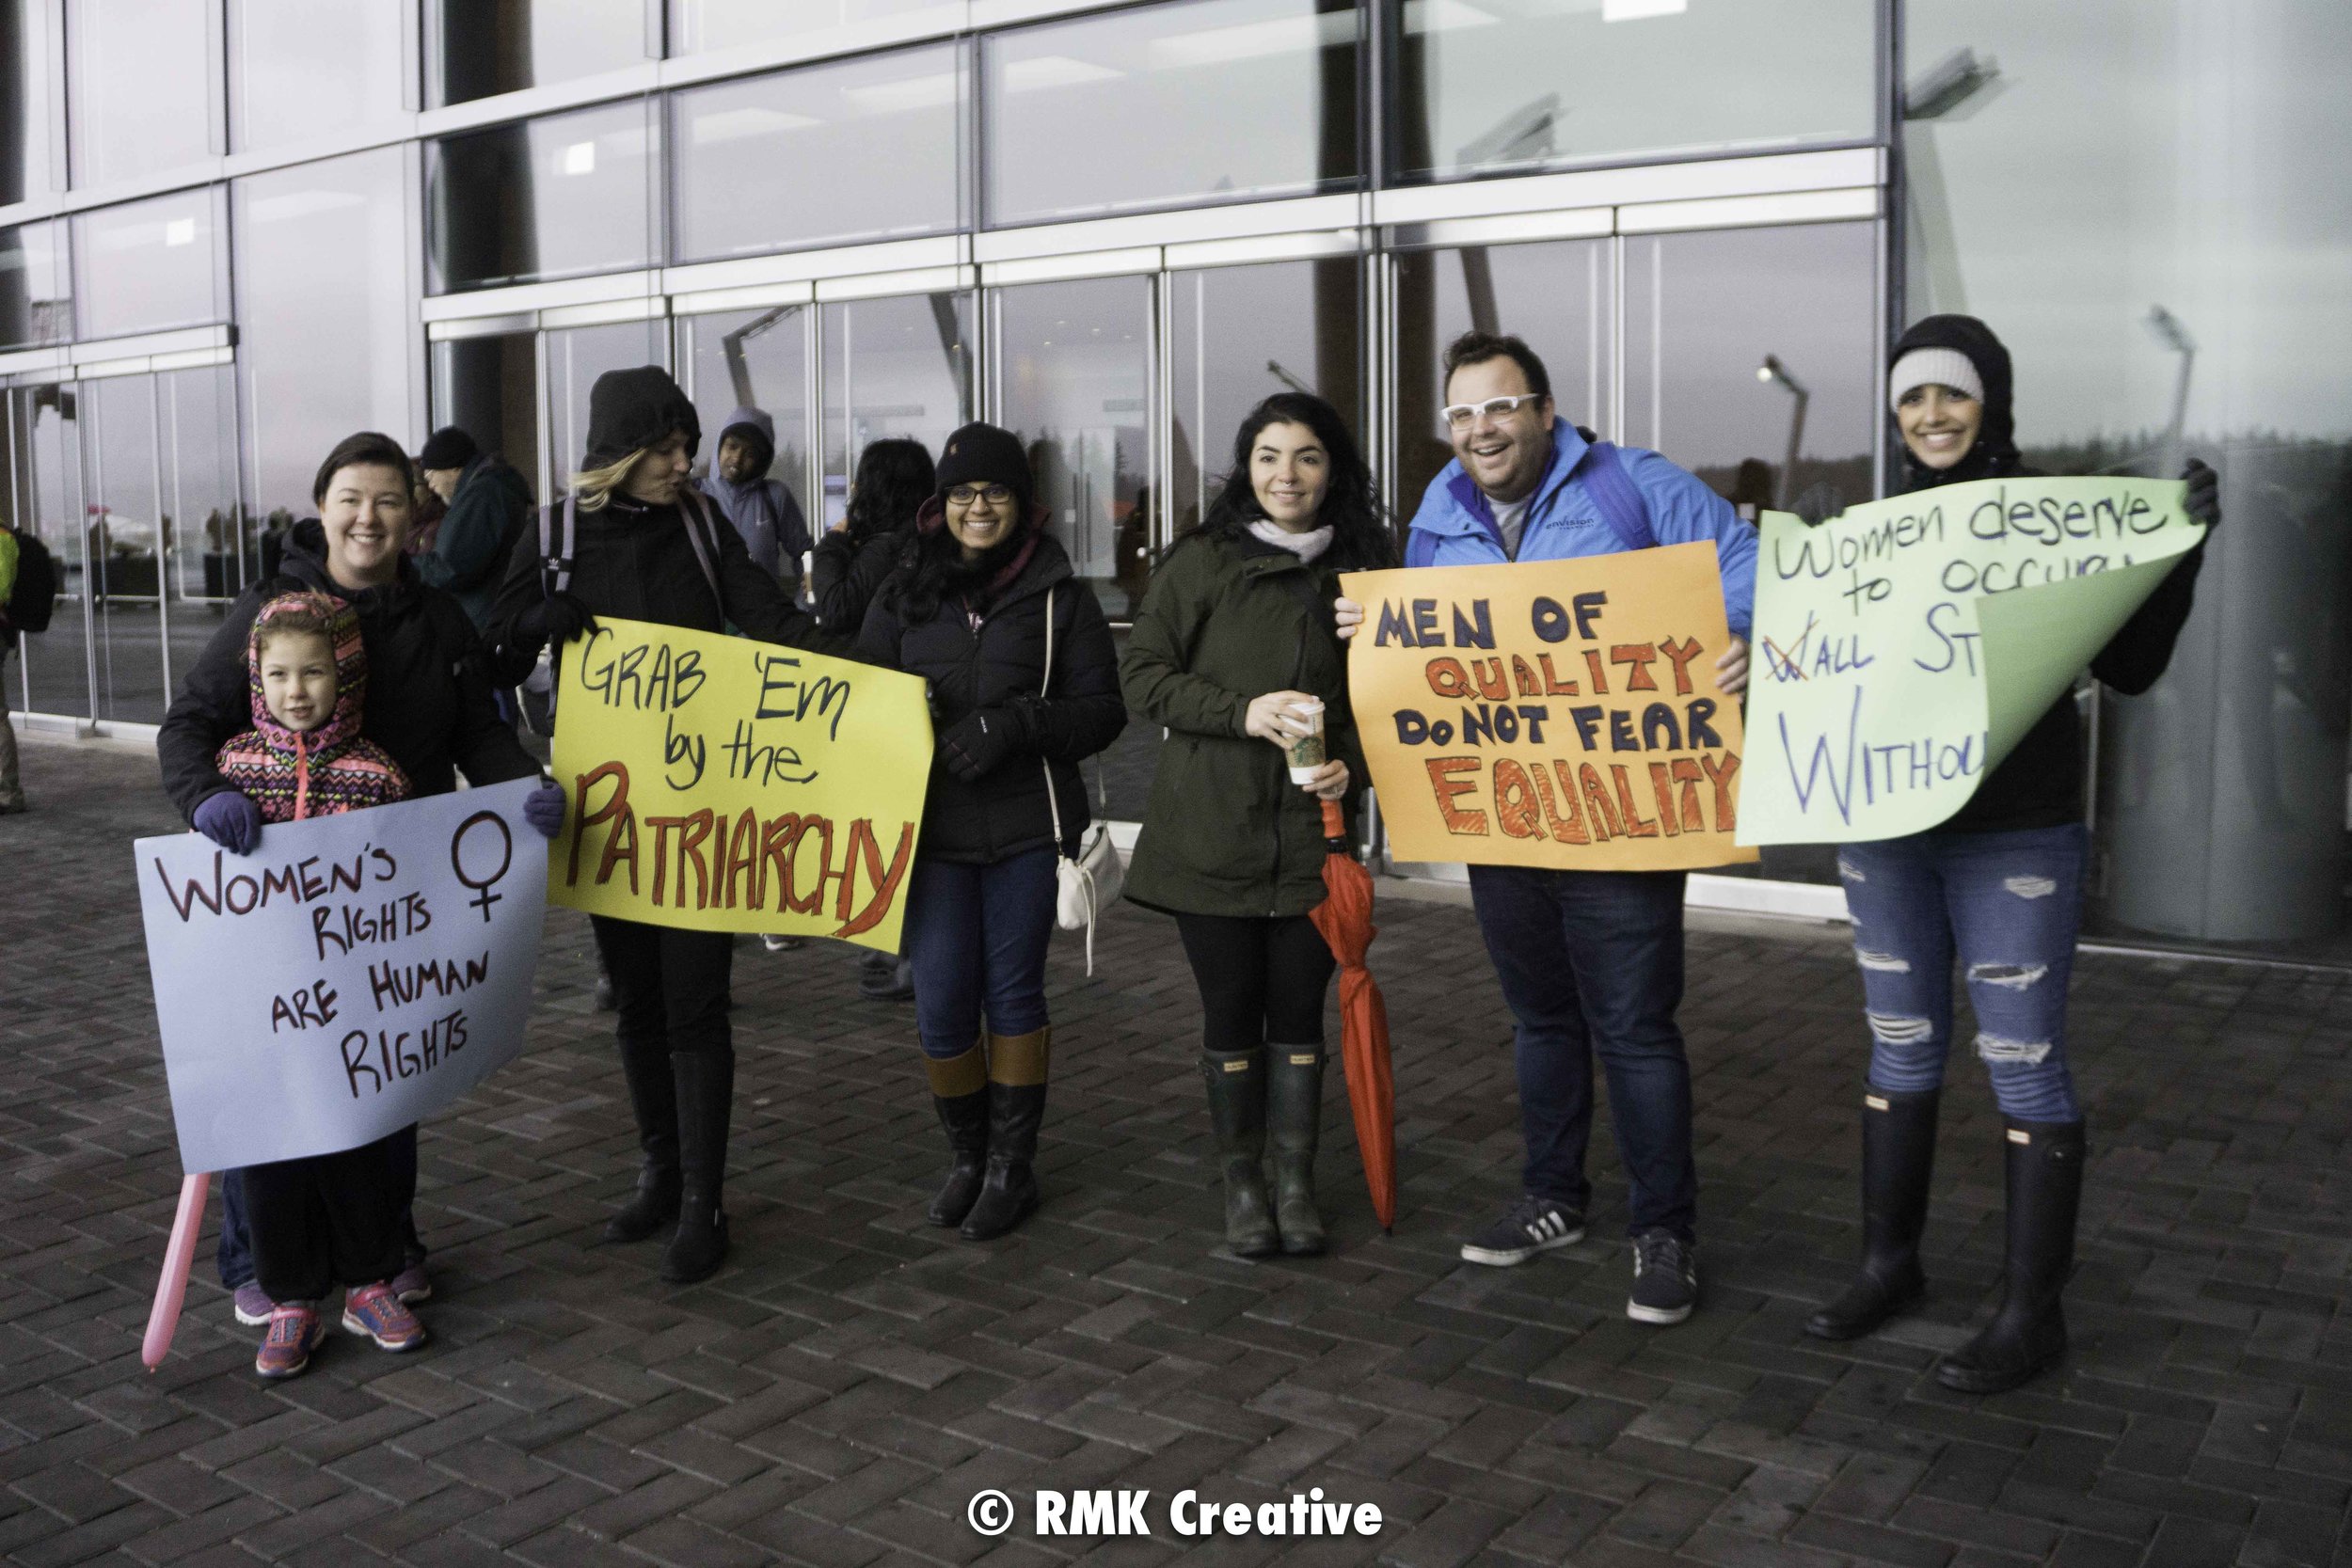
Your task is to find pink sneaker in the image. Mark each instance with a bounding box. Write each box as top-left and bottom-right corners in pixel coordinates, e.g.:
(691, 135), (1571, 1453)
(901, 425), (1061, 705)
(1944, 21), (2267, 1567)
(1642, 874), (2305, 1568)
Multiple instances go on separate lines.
(341, 1283), (427, 1352)
(255, 1305), (325, 1379)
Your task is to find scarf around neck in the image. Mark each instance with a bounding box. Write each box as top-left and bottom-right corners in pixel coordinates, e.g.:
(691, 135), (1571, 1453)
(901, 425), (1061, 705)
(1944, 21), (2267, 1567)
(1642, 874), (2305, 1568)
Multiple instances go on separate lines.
(1248, 518), (1334, 563)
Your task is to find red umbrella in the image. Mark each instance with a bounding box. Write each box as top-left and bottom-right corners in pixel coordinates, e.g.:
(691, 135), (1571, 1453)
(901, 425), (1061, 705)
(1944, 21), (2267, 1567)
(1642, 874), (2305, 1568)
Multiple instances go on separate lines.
(1309, 799), (1397, 1231)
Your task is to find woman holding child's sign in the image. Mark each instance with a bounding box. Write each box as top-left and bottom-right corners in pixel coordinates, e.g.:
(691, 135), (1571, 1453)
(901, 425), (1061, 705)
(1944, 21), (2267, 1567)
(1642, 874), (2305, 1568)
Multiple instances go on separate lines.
(856, 423), (1126, 1243)
(157, 433), (563, 1372)
(487, 367), (842, 1284)
(1803, 317), (2219, 1393)
(1120, 394), (1393, 1259)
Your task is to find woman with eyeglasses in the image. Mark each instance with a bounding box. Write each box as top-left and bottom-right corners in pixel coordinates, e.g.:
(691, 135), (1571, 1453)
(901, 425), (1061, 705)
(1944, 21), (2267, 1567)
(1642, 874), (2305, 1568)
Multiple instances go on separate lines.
(855, 423), (1126, 1240)
(1121, 392), (1395, 1258)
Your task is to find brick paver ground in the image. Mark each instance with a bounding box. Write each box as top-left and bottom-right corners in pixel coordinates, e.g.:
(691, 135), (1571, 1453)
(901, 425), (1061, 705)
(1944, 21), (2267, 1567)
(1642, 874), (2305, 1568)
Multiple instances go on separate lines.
(4, 736), (2350, 1568)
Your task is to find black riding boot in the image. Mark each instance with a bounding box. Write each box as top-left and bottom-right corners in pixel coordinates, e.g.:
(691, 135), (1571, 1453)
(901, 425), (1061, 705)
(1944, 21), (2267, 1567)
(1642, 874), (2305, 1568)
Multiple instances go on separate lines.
(1265, 1046), (1327, 1257)
(926, 1039), (990, 1227)
(961, 1028), (1046, 1241)
(1202, 1048), (1279, 1258)
(604, 1032), (681, 1243)
(1807, 1086), (1938, 1339)
(1937, 1117), (2085, 1394)
(662, 1053), (734, 1283)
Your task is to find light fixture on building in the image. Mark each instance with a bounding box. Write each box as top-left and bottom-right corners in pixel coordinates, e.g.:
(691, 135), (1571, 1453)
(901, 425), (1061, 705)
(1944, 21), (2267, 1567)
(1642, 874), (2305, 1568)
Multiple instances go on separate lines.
(163, 218), (196, 247)
(1602, 0), (1686, 20)
(1756, 354), (1809, 511)
(561, 140), (596, 176)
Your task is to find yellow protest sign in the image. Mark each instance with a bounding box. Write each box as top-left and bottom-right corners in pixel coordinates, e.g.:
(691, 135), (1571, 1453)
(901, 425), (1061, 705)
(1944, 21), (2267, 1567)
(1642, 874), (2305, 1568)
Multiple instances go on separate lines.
(548, 617), (932, 950)
(1342, 545), (1756, 871)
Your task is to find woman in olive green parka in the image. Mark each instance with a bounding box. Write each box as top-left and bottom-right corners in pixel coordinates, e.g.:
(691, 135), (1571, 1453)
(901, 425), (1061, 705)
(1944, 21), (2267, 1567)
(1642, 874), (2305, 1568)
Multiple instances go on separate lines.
(1122, 392), (1396, 1258)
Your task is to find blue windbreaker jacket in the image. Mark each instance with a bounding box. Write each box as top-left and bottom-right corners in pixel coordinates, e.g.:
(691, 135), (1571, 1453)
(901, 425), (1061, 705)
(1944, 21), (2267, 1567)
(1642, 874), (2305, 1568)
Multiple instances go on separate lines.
(1404, 420), (1756, 637)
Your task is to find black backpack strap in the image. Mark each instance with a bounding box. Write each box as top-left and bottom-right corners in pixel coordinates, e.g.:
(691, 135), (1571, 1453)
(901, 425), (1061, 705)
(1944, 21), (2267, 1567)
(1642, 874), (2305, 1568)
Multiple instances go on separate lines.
(539, 496), (576, 598)
(676, 488), (727, 614)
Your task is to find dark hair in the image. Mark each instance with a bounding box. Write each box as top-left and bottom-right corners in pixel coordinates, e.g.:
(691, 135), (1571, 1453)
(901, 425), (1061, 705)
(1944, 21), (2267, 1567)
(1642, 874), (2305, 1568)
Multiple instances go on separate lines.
(1184, 392), (1396, 572)
(312, 432), (414, 506)
(1441, 331), (1551, 404)
(845, 438), (937, 543)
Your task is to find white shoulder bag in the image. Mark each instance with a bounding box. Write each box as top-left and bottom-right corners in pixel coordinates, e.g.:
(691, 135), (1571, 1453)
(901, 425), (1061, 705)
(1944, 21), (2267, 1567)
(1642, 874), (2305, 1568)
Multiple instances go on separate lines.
(1037, 585), (1122, 974)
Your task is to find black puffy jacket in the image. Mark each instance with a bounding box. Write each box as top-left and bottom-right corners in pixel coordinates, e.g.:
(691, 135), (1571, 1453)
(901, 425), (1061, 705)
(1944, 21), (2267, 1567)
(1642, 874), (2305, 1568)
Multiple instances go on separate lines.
(485, 489), (843, 685)
(158, 522), (539, 821)
(856, 531), (1125, 865)
(810, 525), (905, 634)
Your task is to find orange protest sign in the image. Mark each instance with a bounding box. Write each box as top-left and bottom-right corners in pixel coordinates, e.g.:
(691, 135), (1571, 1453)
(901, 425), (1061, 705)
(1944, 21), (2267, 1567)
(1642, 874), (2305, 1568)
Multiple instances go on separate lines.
(1341, 545), (1756, 871)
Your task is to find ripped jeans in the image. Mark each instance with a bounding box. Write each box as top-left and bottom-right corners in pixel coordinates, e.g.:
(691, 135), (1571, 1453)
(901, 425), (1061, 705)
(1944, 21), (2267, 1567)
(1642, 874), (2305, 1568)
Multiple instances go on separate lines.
(1836, 824), (2085, 1123)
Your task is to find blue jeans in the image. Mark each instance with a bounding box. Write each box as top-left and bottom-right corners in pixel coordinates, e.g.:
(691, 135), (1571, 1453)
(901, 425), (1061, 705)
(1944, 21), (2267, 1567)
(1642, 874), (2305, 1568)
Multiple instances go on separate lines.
(1836, 825), (2085, 1122)
(902, 849), (1058, 1060)
(1467, 865), (1697, 1241)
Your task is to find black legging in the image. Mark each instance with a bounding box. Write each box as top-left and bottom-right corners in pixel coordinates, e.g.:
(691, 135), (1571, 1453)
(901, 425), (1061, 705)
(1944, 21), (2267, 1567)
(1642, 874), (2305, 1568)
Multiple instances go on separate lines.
(1174, 912), (1337, 1053)
(244, 1131), (408, 1303)
(590, 917), (735, 1062)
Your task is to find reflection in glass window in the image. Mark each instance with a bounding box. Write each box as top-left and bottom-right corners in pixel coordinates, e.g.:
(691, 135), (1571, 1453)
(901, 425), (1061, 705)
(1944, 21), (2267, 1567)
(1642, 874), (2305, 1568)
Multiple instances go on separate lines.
(72, 188), (229, 341)
(428, 102), (660, 293)
(992, 277), (1150, 613)
(229, 0), (408, 151)
(1620, 223), (1876, 521)
(0, 221), (71, 348)
(821, 293), (971, 526)
(2, 383), (89, 717)
(431, 333), (543, 504)
(1169, 260), (1360, 536)
(1900, 1), (2352, 955)
(430, 0), (652, 107)
(233, 150), (411, 524)
(681, 307), (812, 531)
(1394, 0), (1876, 183)
(672, 48), (961, 262)
(670, 0), (961, 55)
(984, 0), (1359, 227)
(1, 0), (63, 204)
(1392, 240), (1614, 514)
(66, 0), (220, 187)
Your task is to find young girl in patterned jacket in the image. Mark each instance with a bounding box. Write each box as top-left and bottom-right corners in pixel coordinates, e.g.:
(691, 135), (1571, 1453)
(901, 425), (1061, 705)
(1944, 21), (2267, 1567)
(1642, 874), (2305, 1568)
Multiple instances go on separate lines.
(215, 592), (426, 1378)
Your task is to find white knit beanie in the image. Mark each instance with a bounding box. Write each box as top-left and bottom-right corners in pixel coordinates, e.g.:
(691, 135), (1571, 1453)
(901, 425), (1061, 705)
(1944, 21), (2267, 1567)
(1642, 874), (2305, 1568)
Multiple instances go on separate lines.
(1888, 347), (1983, 411)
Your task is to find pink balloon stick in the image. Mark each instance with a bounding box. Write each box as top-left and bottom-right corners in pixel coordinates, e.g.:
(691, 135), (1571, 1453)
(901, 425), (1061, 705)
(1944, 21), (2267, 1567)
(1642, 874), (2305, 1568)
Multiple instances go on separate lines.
(141, 1173), (211, 1371)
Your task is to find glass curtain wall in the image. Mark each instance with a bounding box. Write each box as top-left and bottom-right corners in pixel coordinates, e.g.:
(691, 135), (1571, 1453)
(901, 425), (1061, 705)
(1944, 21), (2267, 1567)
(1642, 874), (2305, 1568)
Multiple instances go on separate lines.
(72, 189), (230, 341)
(670, 0), (961, 55)
(1392, 0), (1878, 182)
(1903, 0), (2352, 957)
(65, 0), (222, 187)
(232, 149), (413, 531)
(428, 101), (660, 293)
(982, 0), (1360, 227)
(431, 332), (542, 508)
(430, 0), (654, 107)
(228, 0), (409, 151)
(1, 0), (63, 205)
(0, 221), (70, 348)
(3, 379), (88, 718)
(671, 46), (964, 261)
(821, 293), (972, 530)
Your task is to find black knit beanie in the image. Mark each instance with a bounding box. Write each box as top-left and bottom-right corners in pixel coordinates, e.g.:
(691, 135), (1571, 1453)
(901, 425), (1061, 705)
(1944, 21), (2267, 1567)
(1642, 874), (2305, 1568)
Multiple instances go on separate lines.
(933, 422), (1031, 510)
(417, 425), (478, 471)
(583, 367), (701, 467)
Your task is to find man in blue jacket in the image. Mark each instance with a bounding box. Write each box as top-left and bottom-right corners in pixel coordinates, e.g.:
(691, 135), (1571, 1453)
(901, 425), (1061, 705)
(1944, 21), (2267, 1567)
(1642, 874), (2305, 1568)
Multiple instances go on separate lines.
(1343, 331), (1752, 1324)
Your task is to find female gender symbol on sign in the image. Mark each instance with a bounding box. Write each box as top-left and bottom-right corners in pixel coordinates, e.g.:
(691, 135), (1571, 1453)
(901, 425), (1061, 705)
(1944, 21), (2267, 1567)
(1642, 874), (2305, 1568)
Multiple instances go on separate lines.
(451, 811), (514, 923)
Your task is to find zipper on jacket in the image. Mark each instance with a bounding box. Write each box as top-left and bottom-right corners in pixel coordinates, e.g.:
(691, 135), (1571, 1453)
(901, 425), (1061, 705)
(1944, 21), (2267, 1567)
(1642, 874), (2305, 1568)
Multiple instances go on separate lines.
(294, 732), (311, 821)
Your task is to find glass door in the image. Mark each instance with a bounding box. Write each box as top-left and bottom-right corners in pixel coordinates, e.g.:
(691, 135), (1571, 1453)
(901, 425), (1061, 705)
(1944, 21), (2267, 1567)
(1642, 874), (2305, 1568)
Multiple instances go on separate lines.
(544, 317), (669, 494)
(81, 372), (169, 723)
(3, 378), (91, 720)
(430, 329), (542, 508)
(822, 290), (974, 531)
(679, 301), (812, 535)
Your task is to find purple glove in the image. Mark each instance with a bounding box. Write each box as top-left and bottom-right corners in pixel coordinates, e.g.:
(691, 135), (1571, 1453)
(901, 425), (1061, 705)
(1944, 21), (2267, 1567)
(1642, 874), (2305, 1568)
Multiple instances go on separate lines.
(193, 791), (262, 854)
(521, 780), (566, 839)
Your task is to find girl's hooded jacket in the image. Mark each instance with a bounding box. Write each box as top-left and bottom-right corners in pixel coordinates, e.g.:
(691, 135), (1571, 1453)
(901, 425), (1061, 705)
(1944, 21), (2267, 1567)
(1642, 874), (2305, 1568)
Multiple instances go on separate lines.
(215, 593), (410, 822)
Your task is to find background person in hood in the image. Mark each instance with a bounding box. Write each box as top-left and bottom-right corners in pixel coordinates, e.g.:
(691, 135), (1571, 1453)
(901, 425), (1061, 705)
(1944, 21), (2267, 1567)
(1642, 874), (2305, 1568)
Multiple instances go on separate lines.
(1802, 314), (2218, 1398)
(697, 406), (812, 593)
(414, 424), (536, 637)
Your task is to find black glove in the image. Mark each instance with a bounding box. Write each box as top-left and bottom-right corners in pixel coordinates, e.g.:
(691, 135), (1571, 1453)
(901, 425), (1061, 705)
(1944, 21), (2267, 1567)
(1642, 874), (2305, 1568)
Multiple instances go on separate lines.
(939, 705), (1036, 783)
(2181, 458), (2221, 531)
(522, 591), (598, 646)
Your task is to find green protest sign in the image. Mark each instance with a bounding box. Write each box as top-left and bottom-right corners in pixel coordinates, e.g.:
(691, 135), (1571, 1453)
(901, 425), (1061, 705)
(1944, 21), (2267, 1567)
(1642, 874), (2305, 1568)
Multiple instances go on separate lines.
(1738, 476), (2204, 845)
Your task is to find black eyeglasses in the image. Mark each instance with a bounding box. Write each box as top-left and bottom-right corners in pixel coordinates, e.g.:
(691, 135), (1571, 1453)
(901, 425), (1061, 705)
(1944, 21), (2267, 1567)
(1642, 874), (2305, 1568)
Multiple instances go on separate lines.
(947, 484), (1013, 506)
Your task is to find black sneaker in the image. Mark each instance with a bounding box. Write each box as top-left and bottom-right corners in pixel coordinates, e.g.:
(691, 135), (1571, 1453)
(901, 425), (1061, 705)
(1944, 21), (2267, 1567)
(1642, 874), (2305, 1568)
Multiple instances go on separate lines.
(1459, 1195), (1585, 1266)
(1628, 1230), (1697, 1324)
